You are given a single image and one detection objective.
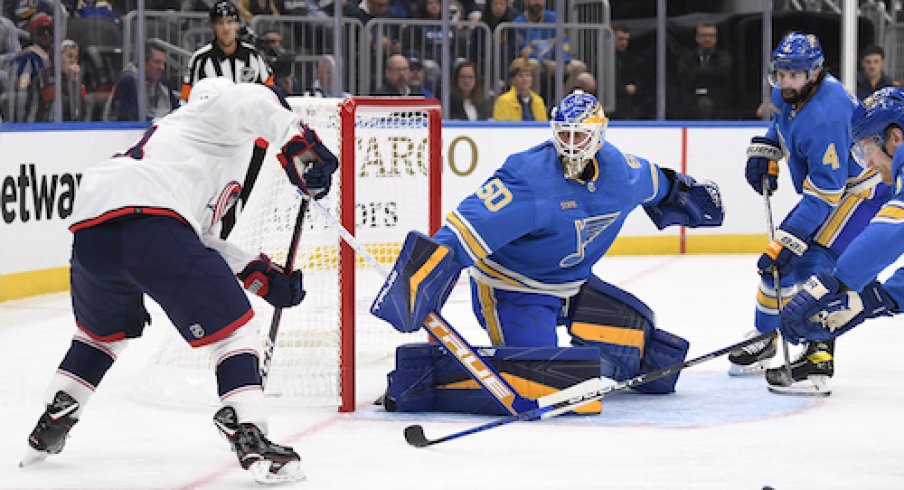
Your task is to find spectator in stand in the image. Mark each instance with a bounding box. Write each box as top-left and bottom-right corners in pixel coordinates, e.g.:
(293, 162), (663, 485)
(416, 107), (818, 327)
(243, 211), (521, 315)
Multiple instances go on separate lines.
(610, 25), (645, 119)
(676, 22), (733, 119)
(400, 0), (464, 66)
(857, 44), (899, 100)
(473, 0), (518, 91)
(35, 38), (86, 121)
(12, 0), (53, 29)
(387, 0), (416, 18)
(181, 1), (273, 102)
(305, 55), (348, 97)
(573, 71), (597, 97)
(449, 59), (490, 121)
(238, 0), (282, 24)
(492, 57), (546, 121)
(0, 14), (23, 92)
(105, 44), (178, 121)
(12, 12), (52, 121)
(72, 0), (118, 21)
(512, 0), (579, 104)
(373, 53), (416, 95)
(408, 55), (435, 98)
(350, 0), (401, 56)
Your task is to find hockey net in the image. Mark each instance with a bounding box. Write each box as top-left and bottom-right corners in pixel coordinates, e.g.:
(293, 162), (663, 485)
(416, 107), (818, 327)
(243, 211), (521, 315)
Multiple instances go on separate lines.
(145, 97), (442, 412)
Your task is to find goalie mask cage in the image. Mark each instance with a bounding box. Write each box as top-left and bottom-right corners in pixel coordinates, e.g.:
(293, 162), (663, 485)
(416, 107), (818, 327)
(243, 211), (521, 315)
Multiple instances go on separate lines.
(145, 97), (442, 412)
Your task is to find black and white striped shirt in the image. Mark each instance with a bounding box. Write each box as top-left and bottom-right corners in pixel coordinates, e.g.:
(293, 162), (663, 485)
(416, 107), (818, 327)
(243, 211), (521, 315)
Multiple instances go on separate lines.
(181, 40), (273, 100)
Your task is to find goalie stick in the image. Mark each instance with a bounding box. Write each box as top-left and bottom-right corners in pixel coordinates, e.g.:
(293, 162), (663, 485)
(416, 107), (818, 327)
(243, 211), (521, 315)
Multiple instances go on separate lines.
(297, 189), (538, 415)
(404, 330), (777, 447)
(260, 196), (310, 388)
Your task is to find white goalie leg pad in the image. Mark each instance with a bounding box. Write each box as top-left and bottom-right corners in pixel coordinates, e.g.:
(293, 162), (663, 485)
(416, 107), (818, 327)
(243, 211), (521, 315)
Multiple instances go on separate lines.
(536, 377), (617, 419)
(249, 460), (306, 484)
(208, 325), (267, 431)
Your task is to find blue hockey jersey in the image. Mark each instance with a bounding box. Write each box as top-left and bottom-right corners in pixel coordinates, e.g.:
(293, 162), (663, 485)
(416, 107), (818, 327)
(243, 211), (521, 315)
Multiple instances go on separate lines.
(835, 146), (904, 306)
(764, 74), (880, 237)
(433, 140), (670, 298)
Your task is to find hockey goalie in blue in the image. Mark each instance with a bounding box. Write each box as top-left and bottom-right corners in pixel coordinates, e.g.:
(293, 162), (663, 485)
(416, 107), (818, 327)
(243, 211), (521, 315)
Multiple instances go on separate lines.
(371, 92), (724, 413)
(778, 87), (904, 347)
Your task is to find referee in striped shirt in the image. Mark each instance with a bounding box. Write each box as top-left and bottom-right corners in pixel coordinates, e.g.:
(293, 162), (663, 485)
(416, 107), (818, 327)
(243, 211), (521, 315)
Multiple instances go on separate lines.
(181, 1), (274, 102)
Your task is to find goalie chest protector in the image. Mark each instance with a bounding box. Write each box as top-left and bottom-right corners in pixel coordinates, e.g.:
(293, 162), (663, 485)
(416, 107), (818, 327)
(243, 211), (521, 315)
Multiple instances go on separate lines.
(383, 343), (602, 415)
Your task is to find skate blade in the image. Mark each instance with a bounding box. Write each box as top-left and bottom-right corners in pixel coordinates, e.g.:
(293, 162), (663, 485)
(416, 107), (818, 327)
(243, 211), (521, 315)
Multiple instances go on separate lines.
(767, 375), (832, 397)
(248, 460), (306, 484)
(19, 447), (49, 467)
(728, 362), (768, 377)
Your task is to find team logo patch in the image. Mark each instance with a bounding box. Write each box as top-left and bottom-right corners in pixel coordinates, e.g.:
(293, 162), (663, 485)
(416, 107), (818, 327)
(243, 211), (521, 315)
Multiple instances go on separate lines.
(189, 323), (205, 339)
(240, 67), (256, 83)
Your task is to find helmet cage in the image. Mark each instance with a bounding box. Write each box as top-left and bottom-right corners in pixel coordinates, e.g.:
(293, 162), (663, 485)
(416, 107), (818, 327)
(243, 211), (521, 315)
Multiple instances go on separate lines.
(550, 92), (607, 179)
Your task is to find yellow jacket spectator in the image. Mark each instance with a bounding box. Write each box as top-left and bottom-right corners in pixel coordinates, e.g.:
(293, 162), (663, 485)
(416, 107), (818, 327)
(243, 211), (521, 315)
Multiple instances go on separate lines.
(493, 58), (548, 121)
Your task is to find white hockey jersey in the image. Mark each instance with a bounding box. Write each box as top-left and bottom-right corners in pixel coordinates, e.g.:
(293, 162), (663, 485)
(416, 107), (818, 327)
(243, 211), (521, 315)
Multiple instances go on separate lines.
(70, 83), (303, 272)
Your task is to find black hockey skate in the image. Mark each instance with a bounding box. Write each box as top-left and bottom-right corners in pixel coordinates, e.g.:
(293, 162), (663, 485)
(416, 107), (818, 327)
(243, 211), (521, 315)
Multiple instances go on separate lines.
(727, 330), (778, 376)
(765, 340), (834, 397)
(20, 390), (80, 467)
(213, 406), (304, 484)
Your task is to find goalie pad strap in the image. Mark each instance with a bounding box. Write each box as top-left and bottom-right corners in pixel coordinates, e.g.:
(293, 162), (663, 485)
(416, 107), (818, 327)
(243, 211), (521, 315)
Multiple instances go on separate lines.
(371, 231), (462, 333)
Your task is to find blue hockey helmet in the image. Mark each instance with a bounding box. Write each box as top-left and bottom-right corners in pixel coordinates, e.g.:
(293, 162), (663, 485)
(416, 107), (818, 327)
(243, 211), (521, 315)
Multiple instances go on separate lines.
(768, 32), (824, 87)
(851, 87), (904, 166)
(550, 91), (608, 179)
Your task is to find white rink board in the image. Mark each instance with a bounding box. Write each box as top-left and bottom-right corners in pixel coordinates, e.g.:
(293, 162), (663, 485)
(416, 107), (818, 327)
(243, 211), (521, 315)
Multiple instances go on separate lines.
(1, 122), (790, 277)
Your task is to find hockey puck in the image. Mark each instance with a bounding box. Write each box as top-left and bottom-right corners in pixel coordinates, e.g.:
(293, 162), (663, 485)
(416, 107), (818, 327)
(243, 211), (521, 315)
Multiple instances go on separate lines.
(763, 486), (775, 490)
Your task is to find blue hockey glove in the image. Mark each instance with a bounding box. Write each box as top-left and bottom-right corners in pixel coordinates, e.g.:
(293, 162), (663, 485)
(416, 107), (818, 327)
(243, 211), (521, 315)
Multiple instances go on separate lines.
(780, 273), (897, 344)
(238, 254), (306, 308)
(278, 124), (339, 200)
(371, 231), (462, 333)
(745, 136), (782, 195)
(643, 168), (724, 229)
(757, 227), (807, 277)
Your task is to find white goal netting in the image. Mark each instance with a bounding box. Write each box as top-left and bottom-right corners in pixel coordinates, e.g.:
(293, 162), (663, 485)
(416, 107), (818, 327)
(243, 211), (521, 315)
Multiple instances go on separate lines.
(143, 97), (441, 411)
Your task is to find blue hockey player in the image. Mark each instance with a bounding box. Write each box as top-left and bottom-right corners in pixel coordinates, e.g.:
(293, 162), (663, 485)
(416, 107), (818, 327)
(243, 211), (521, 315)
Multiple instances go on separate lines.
(371, 91), (724, 411)
(778, 87), (904, 346)
(727, 32), (889, 396)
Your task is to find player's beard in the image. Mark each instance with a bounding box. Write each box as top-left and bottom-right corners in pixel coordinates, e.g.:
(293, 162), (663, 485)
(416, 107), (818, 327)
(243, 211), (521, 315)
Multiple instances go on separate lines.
(780, 86), (809, 104)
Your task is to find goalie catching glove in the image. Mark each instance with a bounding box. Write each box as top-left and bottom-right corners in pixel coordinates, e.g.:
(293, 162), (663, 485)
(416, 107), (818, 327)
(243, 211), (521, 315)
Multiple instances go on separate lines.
(371, 231), (462, 333)
(779, 272), (897, 344)
(278, 124), (339, 200)
(238, 254), (305, 308)
(745, 136), (782, 195)
(643, 168), (724, 230)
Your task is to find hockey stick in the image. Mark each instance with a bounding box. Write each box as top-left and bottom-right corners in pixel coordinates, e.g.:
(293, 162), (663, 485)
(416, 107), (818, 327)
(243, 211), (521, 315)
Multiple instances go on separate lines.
(762, 178), (793, 383)
(403, 330), (777, 447)
(260, 196), (310, 389)
(297, 189), (538, 415)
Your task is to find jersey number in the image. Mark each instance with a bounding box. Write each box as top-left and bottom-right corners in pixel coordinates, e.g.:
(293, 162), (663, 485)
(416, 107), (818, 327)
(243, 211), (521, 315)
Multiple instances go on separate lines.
(822, 143), (839, 170)
(115, 125), (158, 160)
(477, 178), (513, 212)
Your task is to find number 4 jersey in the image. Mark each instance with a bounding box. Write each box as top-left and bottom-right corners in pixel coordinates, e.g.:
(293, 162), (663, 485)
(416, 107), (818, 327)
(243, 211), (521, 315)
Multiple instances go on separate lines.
(433, 140), (670, 298)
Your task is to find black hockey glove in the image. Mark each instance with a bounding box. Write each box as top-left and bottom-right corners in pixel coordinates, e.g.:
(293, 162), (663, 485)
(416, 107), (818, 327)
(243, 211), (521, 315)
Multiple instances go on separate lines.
(278, 124), (339, 200)
(238, 254), (305, 308)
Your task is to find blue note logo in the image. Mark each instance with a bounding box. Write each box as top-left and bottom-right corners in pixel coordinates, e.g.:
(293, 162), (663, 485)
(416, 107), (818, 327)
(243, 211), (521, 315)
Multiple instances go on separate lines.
(559, 213), (619, 267)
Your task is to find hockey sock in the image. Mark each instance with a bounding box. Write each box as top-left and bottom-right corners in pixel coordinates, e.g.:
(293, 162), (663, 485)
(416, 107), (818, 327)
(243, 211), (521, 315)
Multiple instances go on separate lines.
(46, 332), (129, 418)
(209, 325), (267, 432)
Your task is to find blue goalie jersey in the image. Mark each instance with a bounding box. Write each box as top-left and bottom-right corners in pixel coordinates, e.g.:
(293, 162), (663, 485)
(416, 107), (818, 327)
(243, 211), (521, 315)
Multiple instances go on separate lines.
(433, 140), (670, 298)
(766, 74), (881, 237)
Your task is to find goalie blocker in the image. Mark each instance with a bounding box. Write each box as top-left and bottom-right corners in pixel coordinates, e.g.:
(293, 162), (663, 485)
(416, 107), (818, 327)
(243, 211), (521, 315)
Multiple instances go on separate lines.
(383, 277), (689, 415)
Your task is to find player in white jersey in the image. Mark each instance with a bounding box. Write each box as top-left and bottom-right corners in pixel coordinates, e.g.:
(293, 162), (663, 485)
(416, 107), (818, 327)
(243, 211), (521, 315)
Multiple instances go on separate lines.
(20, 79), (338, 484)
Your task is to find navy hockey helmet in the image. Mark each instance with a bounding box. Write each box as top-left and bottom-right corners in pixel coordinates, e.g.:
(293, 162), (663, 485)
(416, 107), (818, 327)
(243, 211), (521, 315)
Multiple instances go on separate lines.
(550, 91), (608, 179)
(851, 87), (904, 166)
(210, 0), (239, 22)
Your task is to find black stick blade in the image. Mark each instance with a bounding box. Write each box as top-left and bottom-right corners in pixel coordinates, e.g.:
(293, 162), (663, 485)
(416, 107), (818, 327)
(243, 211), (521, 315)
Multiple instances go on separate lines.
(404, 425), (431, 447)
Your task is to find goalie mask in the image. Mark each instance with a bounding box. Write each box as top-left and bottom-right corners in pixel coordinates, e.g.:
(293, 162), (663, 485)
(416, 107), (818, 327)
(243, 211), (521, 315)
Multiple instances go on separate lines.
(550, 91), (608, 180)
